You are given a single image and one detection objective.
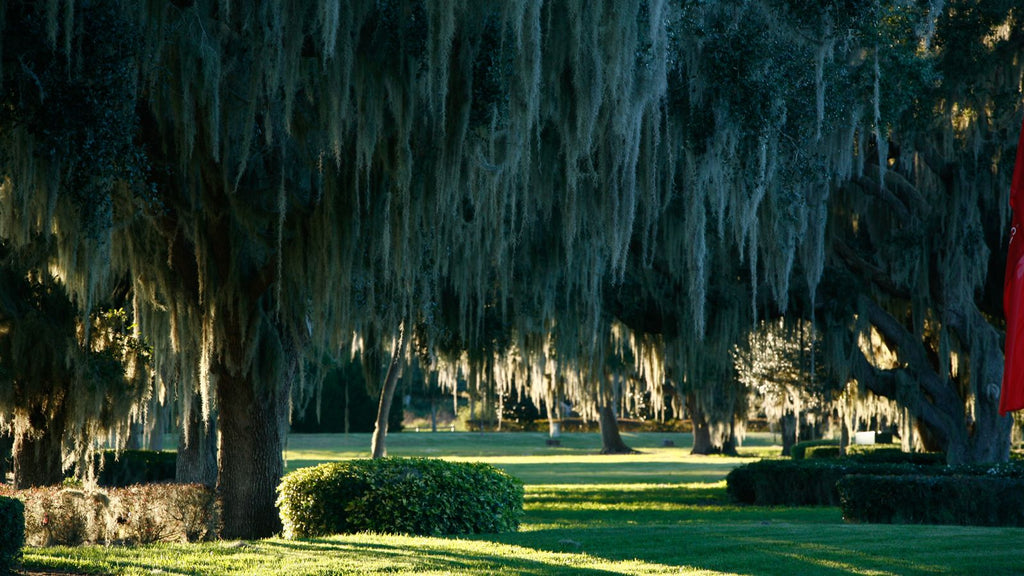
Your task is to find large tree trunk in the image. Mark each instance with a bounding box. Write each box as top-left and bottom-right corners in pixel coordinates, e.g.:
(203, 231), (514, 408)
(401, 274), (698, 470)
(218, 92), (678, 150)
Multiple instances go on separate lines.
(371, 323), (406, 459)
(176, 395), (217, 487)
(854, 299), (1012, 465)
(216, 368), (291, 539)
(598, 404), (634, 454)
(13, 403), (65, 488)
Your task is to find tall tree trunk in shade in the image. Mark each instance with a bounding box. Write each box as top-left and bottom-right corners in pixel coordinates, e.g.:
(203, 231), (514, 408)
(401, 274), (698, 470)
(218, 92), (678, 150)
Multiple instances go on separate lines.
(13, 403), (65, 489)
(598, 405), (634, 454)
(216, 367), (291, 539)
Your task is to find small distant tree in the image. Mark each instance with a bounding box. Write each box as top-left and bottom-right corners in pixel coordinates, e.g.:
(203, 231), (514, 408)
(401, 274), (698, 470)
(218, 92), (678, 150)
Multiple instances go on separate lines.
(733, 318), (833, 455)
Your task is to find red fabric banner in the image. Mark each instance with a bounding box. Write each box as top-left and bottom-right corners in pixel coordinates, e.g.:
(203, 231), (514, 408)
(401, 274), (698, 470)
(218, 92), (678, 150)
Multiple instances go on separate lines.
(1001, 116), (1024, 415)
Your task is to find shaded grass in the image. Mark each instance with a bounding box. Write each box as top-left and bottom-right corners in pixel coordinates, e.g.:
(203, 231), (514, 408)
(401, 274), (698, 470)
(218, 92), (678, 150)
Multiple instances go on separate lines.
(21, 432), (1024, 575)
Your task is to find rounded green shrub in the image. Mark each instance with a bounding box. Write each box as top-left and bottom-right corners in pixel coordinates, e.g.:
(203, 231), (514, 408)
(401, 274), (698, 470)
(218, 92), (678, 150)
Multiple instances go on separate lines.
(276, 457), (524, 538)
(0, 496), (24, 574)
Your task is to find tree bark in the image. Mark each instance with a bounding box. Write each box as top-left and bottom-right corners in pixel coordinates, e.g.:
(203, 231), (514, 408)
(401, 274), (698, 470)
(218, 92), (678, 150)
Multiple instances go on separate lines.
(176, 395), (217, 487)
(13, 404), (65, 489)
(216, 367), (291, 539)
(780, 411), (797, 457)
(371, 323), (406, 459)
(545, 389), (562, 438)
(689, 400), (715, 455)
(598, 404), (635, 454)
(853, 298), (1012, 464)
(0, 431), (12, 481)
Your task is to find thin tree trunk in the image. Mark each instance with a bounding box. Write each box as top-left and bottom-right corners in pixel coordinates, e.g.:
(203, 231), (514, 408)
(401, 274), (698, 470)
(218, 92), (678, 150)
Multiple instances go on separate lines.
(780, 411), (798, 457)
(0, 431), (12, 482)
(216, 367), (291, 539)
(176, 395), (217, 487)
(371, 322), (407, 459)
(546, 388), (562, 438)
(598, 404), (634, 454)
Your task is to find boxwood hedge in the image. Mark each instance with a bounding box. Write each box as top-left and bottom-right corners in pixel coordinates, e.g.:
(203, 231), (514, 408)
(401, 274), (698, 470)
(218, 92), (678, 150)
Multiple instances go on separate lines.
(838, 474), (1024, 526)
(277, 457), (524, 538)
(727, 459), (1024, 507)
(0, 496), (24, 574)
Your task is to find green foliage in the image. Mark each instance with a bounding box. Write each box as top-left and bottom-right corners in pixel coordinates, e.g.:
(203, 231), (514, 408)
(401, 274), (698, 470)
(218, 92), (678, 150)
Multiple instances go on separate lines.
(727, 459), (930, 506)
(804, 445), (842, 459)
(277, 458), (524, 538)
(0, 483), (218, 546)
(844, 446), (945, 465)
(838, 474), (1024, 526)
(94, 450), (177, 487)
(0, 496), (24, 574)
(791, 439), (839, 459)
(728, 458), (1024, 506)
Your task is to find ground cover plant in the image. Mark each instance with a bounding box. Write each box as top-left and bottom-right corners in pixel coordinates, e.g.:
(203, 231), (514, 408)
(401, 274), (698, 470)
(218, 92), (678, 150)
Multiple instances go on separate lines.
(18, 432), (1024, 575)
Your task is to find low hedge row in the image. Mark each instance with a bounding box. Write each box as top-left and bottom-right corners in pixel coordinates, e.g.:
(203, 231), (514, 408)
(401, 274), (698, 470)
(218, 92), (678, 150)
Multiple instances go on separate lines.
(838, 474), (1024, 526)
(0, 496), (23, 574)
(277, 457), (524, 538)
(0, 483), (217, 546)
(726, 459), (1023, 506)
(791, 439), (839, 460)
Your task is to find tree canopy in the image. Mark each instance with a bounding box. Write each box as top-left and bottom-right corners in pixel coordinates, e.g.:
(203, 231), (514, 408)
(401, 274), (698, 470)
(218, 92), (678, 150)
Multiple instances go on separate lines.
(1, 0), (1021, 538)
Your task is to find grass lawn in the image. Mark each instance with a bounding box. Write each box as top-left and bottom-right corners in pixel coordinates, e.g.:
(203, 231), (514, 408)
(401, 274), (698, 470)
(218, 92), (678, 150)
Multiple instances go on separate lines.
(20, 432), (1024, 575)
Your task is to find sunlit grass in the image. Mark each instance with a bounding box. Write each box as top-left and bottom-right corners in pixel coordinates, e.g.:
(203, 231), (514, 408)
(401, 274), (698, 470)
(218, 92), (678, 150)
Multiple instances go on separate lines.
(22, 432), (1024, 575)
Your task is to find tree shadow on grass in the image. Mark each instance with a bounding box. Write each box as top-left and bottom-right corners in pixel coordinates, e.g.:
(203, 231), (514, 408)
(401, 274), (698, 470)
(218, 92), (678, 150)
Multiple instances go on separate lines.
(260, 537), (655, 575)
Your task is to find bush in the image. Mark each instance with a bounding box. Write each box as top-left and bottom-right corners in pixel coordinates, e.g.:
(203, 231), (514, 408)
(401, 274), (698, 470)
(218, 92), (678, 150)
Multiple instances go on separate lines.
(791, 439), (839, 460)
(277, 458), (524, 538)
(805, 445), (842, 459)
(727, 459), (1024, 506)
(95, 450), (178, 487)
(0, 496), (24, 574)
(0, 483), (217, 546)
(844, 447), (945, 465)
(838, 474), (1024, 526)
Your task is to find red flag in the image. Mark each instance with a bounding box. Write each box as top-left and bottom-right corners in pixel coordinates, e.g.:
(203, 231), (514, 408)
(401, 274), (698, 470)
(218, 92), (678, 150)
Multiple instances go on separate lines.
(1001, 115), (1024, 415)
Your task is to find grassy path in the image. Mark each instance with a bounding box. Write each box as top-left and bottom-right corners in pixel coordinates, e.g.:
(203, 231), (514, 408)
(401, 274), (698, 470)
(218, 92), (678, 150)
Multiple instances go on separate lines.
(21, 432), (1024, 575)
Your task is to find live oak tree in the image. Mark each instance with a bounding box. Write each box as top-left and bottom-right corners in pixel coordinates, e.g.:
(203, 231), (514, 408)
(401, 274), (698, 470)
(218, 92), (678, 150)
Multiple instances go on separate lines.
(0, 2), (151, 488)
(62, 1), (667, 539)
(2, 0), (1022, 541)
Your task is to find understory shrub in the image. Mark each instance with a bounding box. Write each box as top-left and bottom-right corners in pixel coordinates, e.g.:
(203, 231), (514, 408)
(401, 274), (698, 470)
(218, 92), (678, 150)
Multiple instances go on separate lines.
(838, 474), (1024, 526)
(0, 496), (24, 574)
(0, 484), (217, 546)
(727, 459), (1024, 506)
(277, 457), (524, 538)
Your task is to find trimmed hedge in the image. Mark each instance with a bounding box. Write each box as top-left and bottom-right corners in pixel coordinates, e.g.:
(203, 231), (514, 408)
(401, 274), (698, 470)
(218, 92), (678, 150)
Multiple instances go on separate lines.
(0, 496), (23, 574)
(277, 457), (524, 538)
(726, 460), (908, 506)
(838, 474), (1024, 526)
(727, 459), (1024, 506)
(791, 439), (839, 460)
(805, 445), (842, 459)
(0, 484), (217, 546)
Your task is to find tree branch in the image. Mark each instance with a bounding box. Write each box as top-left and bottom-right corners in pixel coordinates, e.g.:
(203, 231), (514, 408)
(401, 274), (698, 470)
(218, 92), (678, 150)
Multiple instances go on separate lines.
(832, 239), (911, 299)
